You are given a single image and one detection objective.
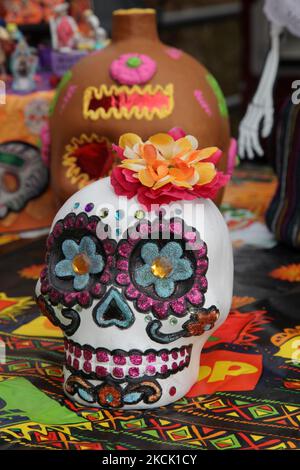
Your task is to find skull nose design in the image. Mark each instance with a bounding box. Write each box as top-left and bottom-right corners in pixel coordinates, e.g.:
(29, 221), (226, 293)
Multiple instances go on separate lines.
(93, 287), (135, 329)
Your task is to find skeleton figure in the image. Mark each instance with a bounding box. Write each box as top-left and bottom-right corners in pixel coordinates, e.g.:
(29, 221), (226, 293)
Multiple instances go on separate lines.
(83, 9), (107, 50)
(35, 177), (233, 409)
(50, 2), (79, 52)
(11, 39), (38, 92)
(238, 0), (299, 159)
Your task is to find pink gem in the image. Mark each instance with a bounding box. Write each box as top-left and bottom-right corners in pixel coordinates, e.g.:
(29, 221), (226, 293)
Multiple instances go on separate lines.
(187, 288), (203, 305)
(75, 347), (81, 358)
(69, 343), (74, 353)
(83, 361), (92, 373)
(199, 276), (208, 290)
(160, 352), (169, 362)
(46, 234), (54, 250)
(84, 350), (92, 360)
(170, 221), (183, 235)
(49, 290), (60, 303)
(180, 348), (185, 357)
(116, 273), (130, 285)
(185, 231), (197, 242)
(196, 259), (208, 272)
(137, 294), (152, 312)
(160, 365), (168, 375)
(75, 214), (87, 228)
(112, 367), (124, 378)
(41, 283), (49, 295)
(64, 292), (78, 306)
(139, 223), (150, 236)
(147, 353), (156, 363)
(78, 291), (90, 307)
(67, 355), (72, 366)
(172, 362), (178, 371)
(100, 272), (110, 284)
(64, 214), (76, 229)
(53, 222), (63, 238)
(146, 365), (156, 376)
(117, 260), (128, 271)
(96, 351), (109, 362)
(128, 367), (139, 378)
(87, 220), (97, 232)
(91, 283), (103, 296)
(103, 240), (115, 255)
(126, 286), (139, 300)
(171, 298), (186, 315)
(113, 355), (126, 365)
(73, 359), (79, 370)
(118, 243), (132, 257)
(179, 360), (185, 368)
(171, 351), (178, 360)
(197, 244), (207, 257)
(153, 302), (169, 319)
(96, 366), (108, 377)
(169, 386), (177, 396)
(130, 355), (142, 365)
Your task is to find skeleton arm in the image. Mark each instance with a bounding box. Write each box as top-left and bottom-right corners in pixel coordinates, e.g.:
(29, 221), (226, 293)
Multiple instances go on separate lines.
(238, 22), (283, 159)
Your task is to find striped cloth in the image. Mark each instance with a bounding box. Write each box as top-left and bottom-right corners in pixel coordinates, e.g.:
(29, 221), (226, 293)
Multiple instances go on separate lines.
(266, 98), (300, 249)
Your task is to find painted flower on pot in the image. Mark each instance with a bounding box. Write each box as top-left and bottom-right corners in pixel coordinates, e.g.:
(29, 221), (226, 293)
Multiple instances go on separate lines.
(110, 53), (157, 85)
(111, 128), (230, 210)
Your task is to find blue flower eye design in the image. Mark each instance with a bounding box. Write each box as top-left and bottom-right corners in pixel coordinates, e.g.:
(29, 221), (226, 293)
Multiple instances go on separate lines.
(134, 241), (193, 299)
(55, 237), (105, 291)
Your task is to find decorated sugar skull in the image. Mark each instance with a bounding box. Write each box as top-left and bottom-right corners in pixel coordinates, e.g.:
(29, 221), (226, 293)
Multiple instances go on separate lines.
(49, 8), (236, 206)
(36, 130), (233, 408)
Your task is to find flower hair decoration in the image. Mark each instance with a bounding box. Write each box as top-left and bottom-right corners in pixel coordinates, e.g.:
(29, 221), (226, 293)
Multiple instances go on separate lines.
(111, 128), (230, 210)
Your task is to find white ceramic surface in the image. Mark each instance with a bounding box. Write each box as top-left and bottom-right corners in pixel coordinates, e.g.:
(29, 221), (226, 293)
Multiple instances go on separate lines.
(36, 177), (233, 409)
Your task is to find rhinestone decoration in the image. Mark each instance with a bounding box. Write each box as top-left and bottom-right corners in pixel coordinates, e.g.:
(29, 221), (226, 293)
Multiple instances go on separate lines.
(85, 203), (94, 213)
(72, 253), (91, 275)
(115, 210), (124, 221)
(134, 210), (145, 220)
(151, 257), (173, 279)
(99, 208), (109, 219)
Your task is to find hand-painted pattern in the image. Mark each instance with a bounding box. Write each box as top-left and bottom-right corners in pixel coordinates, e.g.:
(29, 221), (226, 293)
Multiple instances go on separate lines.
(1, 194), (300, 449)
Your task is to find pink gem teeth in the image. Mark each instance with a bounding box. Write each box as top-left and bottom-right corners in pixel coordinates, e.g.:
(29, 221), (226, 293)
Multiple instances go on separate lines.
(65, 339), (192, 380)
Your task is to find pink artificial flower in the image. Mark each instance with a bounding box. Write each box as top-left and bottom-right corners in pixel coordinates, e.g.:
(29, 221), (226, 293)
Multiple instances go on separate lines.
(110, 128), (231, 210)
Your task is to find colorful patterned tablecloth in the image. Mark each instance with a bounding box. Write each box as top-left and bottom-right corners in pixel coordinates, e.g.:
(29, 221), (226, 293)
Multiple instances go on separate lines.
(0, 165), (300, 450)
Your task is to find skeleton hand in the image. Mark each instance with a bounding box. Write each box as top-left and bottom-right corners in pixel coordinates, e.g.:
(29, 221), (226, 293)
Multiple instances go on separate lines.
(238, 22), (283, 159)
(238, 100), (274, 159)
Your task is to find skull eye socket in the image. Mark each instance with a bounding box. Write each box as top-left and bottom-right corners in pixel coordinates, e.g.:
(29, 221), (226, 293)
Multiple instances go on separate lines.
(130, 239), (196, 301)
(49, 233), (106, 293)
(41, 212), (116, 309)
(116, 218), (209, 319)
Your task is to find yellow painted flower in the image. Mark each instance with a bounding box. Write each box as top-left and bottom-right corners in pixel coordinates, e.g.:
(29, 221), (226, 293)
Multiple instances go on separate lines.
(118, 132), (220, 190)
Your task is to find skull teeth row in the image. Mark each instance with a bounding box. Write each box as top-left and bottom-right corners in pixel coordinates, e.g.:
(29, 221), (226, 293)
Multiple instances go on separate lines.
(64, 339), (192, 380)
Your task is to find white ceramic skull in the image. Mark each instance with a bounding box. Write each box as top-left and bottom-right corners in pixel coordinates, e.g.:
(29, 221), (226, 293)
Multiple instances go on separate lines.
(36, 177), (233, 409)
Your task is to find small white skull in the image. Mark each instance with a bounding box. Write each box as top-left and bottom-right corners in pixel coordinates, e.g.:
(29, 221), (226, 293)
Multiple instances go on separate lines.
(36, 177), (233, 409)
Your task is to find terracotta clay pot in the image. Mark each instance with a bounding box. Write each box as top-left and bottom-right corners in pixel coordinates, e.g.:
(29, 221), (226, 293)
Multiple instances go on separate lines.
(50, 8), (233, 206)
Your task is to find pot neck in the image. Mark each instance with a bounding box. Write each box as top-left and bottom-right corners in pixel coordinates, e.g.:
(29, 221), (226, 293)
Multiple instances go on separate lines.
(112, 9), (159, 43)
